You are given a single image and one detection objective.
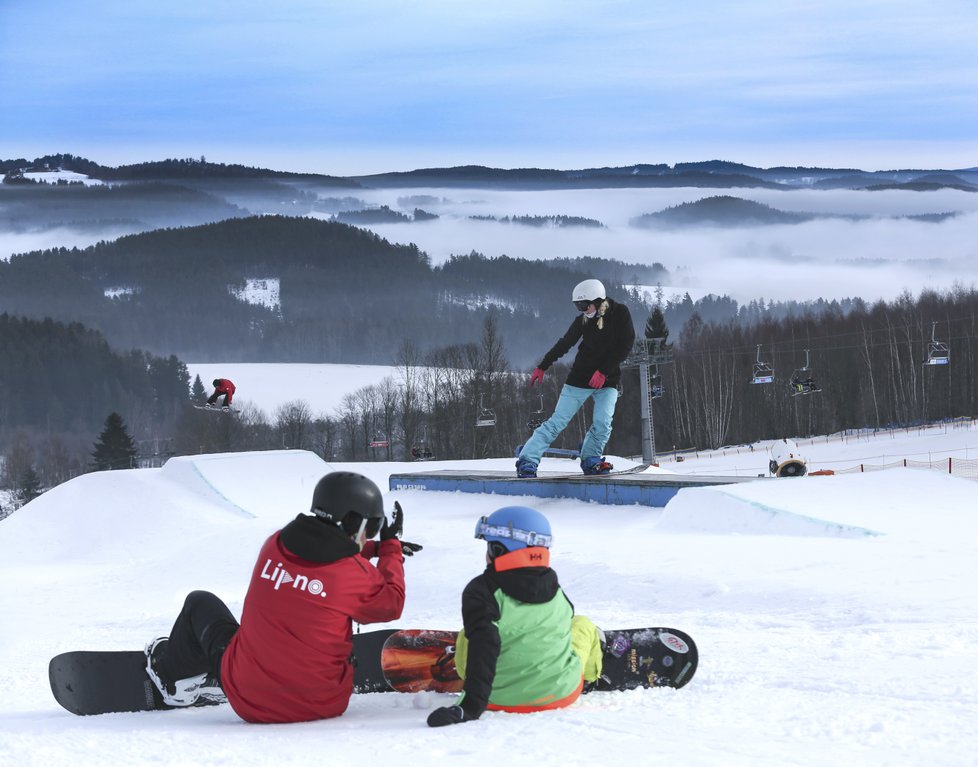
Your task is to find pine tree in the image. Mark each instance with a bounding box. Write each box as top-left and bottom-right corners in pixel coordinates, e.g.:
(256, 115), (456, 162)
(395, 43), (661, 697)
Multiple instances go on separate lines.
(191, 374), (207, 404)
(645, 305), (670, 346)
(17, 466), (43, 503)
(91, 412), (138, 470)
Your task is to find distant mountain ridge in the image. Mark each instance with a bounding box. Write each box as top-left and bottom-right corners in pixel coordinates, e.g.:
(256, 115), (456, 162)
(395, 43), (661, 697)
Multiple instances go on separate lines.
(3, 153), (977, 191)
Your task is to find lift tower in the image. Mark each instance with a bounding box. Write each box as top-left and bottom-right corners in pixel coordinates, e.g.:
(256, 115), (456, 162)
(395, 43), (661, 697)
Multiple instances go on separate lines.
(622, 338), (674, 463)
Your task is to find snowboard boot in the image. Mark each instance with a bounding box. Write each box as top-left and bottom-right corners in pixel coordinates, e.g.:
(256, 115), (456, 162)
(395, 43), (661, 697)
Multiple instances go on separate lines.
(144, 637), (226, 707)
(515, 457), (538, 478)
(581, 456), (613, 475)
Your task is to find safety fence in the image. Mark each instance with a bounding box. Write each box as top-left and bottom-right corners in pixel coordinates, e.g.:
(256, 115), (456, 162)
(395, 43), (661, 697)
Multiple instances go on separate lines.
(833, 457), (978, 481)
(653, 418), (978, 481)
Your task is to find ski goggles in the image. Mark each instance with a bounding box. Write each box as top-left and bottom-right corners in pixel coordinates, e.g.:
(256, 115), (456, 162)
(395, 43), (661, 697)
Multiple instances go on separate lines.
(351, 514), (384, 540)
(573, 299), (594, 312)
(474, 516), (552, 548)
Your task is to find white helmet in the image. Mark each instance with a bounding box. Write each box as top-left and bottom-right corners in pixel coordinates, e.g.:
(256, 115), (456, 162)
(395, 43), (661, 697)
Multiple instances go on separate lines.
(571, 279), (606, 308)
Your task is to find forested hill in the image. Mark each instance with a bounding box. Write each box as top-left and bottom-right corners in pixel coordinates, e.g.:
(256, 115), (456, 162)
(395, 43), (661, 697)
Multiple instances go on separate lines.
(0, 154), (354, 185)
(629, 195), (960, 228)
(0, 215), (664, 365)
(0, 314), (189, 435)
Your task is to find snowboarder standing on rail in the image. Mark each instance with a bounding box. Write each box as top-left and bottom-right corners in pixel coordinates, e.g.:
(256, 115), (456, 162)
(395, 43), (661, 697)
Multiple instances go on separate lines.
(427, 505), (603, 727)
(206, 378), (236, 409)
(143, 471), (422, 723)
(515, 278), (634, 478)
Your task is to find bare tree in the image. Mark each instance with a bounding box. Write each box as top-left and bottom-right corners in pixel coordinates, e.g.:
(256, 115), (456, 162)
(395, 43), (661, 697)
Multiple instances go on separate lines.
(275, 400), (314, 450)
(1, 431), (36, 494)
(337, 394), (361, 460)
(396, 340), (425, 460)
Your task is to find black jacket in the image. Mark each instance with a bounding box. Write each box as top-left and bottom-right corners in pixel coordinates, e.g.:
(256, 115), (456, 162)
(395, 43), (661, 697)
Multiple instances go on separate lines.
(538, 298), (635, 388)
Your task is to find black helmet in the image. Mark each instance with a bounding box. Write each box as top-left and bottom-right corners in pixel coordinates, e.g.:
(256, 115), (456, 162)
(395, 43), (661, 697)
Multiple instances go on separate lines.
(310, 471), (385, 539)
(212, 379), (222, 387)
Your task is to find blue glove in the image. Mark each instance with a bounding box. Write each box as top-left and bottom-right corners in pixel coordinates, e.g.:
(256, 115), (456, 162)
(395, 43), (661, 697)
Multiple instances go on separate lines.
(426, 705), (477, 727)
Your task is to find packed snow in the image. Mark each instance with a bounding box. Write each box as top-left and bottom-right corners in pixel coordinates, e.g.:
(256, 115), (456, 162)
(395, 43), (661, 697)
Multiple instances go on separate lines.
(1, 426), (978, 767)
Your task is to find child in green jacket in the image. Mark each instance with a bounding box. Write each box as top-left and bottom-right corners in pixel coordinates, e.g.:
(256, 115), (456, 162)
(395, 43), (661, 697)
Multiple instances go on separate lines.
(427, 505), (603, 726)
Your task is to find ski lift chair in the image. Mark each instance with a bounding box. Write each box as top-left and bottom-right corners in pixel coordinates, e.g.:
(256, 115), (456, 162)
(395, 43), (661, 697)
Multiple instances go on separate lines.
(369, 431), (390, 448)
(410, 444), (434, 460)
(789, 349), (820, 396)
(789, 375), (820, 396)
(650, 373), (665, 399)
(526, 394), (545, 430)
(410, 426), (434, 460)
(750, 345), (775, 384)
(925, 343), (950, 365)
(476, 409), (497, 427)
(924, 323), (950, 365)
(476, 395), (497, 427)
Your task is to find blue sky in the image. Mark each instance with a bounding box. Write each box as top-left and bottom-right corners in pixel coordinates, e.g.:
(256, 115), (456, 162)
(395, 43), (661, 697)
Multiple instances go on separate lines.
(2, 0), (976, 174)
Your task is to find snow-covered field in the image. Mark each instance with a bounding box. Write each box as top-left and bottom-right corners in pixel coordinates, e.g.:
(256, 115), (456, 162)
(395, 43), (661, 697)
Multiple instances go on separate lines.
(186, 362), (404, 416)
(2, 427), (977, 767)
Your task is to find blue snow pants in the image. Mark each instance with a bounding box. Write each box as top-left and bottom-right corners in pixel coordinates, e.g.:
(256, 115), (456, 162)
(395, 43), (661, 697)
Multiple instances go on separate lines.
(518, 384), (619, 466)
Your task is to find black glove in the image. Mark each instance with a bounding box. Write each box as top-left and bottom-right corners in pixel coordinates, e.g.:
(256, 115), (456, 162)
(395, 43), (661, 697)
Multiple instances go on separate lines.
(426, 704), (477, 727)
(399, 541), (423, 557)
(380, 501), (404, 541)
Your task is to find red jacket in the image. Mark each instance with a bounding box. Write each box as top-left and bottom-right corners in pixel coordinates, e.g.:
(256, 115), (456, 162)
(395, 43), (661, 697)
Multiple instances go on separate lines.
(220, 519), (405, 723)
(214, 379), (236, 403)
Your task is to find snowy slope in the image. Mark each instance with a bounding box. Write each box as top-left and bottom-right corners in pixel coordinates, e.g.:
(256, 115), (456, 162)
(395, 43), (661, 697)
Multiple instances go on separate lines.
(186, 362), (404, 416)
(1, 434), (977, 767)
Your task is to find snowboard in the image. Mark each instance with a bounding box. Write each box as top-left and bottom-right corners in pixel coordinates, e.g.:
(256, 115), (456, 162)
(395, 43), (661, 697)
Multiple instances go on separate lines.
(352, 627), (697, 694)
(193, 404), (232, 413)
(48, 650), (223, 716)
(50, 627), (696, 715)
(531, 463), (651, 480)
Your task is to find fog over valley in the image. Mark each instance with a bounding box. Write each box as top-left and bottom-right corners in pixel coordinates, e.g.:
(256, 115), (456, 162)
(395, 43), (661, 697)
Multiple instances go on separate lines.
(323, 185), (978, 304)
(3, 165), (977, 307)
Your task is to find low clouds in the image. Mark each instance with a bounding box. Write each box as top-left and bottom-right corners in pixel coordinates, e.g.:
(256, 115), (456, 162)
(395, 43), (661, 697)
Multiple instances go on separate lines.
(2, 184), (975, 306)
(355, 186), (978, 304)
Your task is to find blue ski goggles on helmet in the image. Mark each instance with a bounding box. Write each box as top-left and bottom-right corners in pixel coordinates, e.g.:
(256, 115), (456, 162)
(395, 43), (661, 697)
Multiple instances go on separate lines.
(474, 516), (552, 548)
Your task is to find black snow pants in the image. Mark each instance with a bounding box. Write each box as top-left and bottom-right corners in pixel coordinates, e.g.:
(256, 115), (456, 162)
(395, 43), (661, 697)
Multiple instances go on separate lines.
(158, 590), (239, 684)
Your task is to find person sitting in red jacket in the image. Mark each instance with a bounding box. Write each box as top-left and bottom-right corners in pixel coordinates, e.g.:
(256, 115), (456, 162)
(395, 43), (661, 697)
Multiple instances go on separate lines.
(207, 378), (236, 409)
(143, 471), (421, 723)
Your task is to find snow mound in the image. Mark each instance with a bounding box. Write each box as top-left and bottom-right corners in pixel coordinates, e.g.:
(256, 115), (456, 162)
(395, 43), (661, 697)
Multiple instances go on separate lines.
(160, 449), (331, 521)
(0, 451), (335, 566)
(658, 469), (977, 538)
(658, 485), (880, 537)
(0, 468), (237, 566)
